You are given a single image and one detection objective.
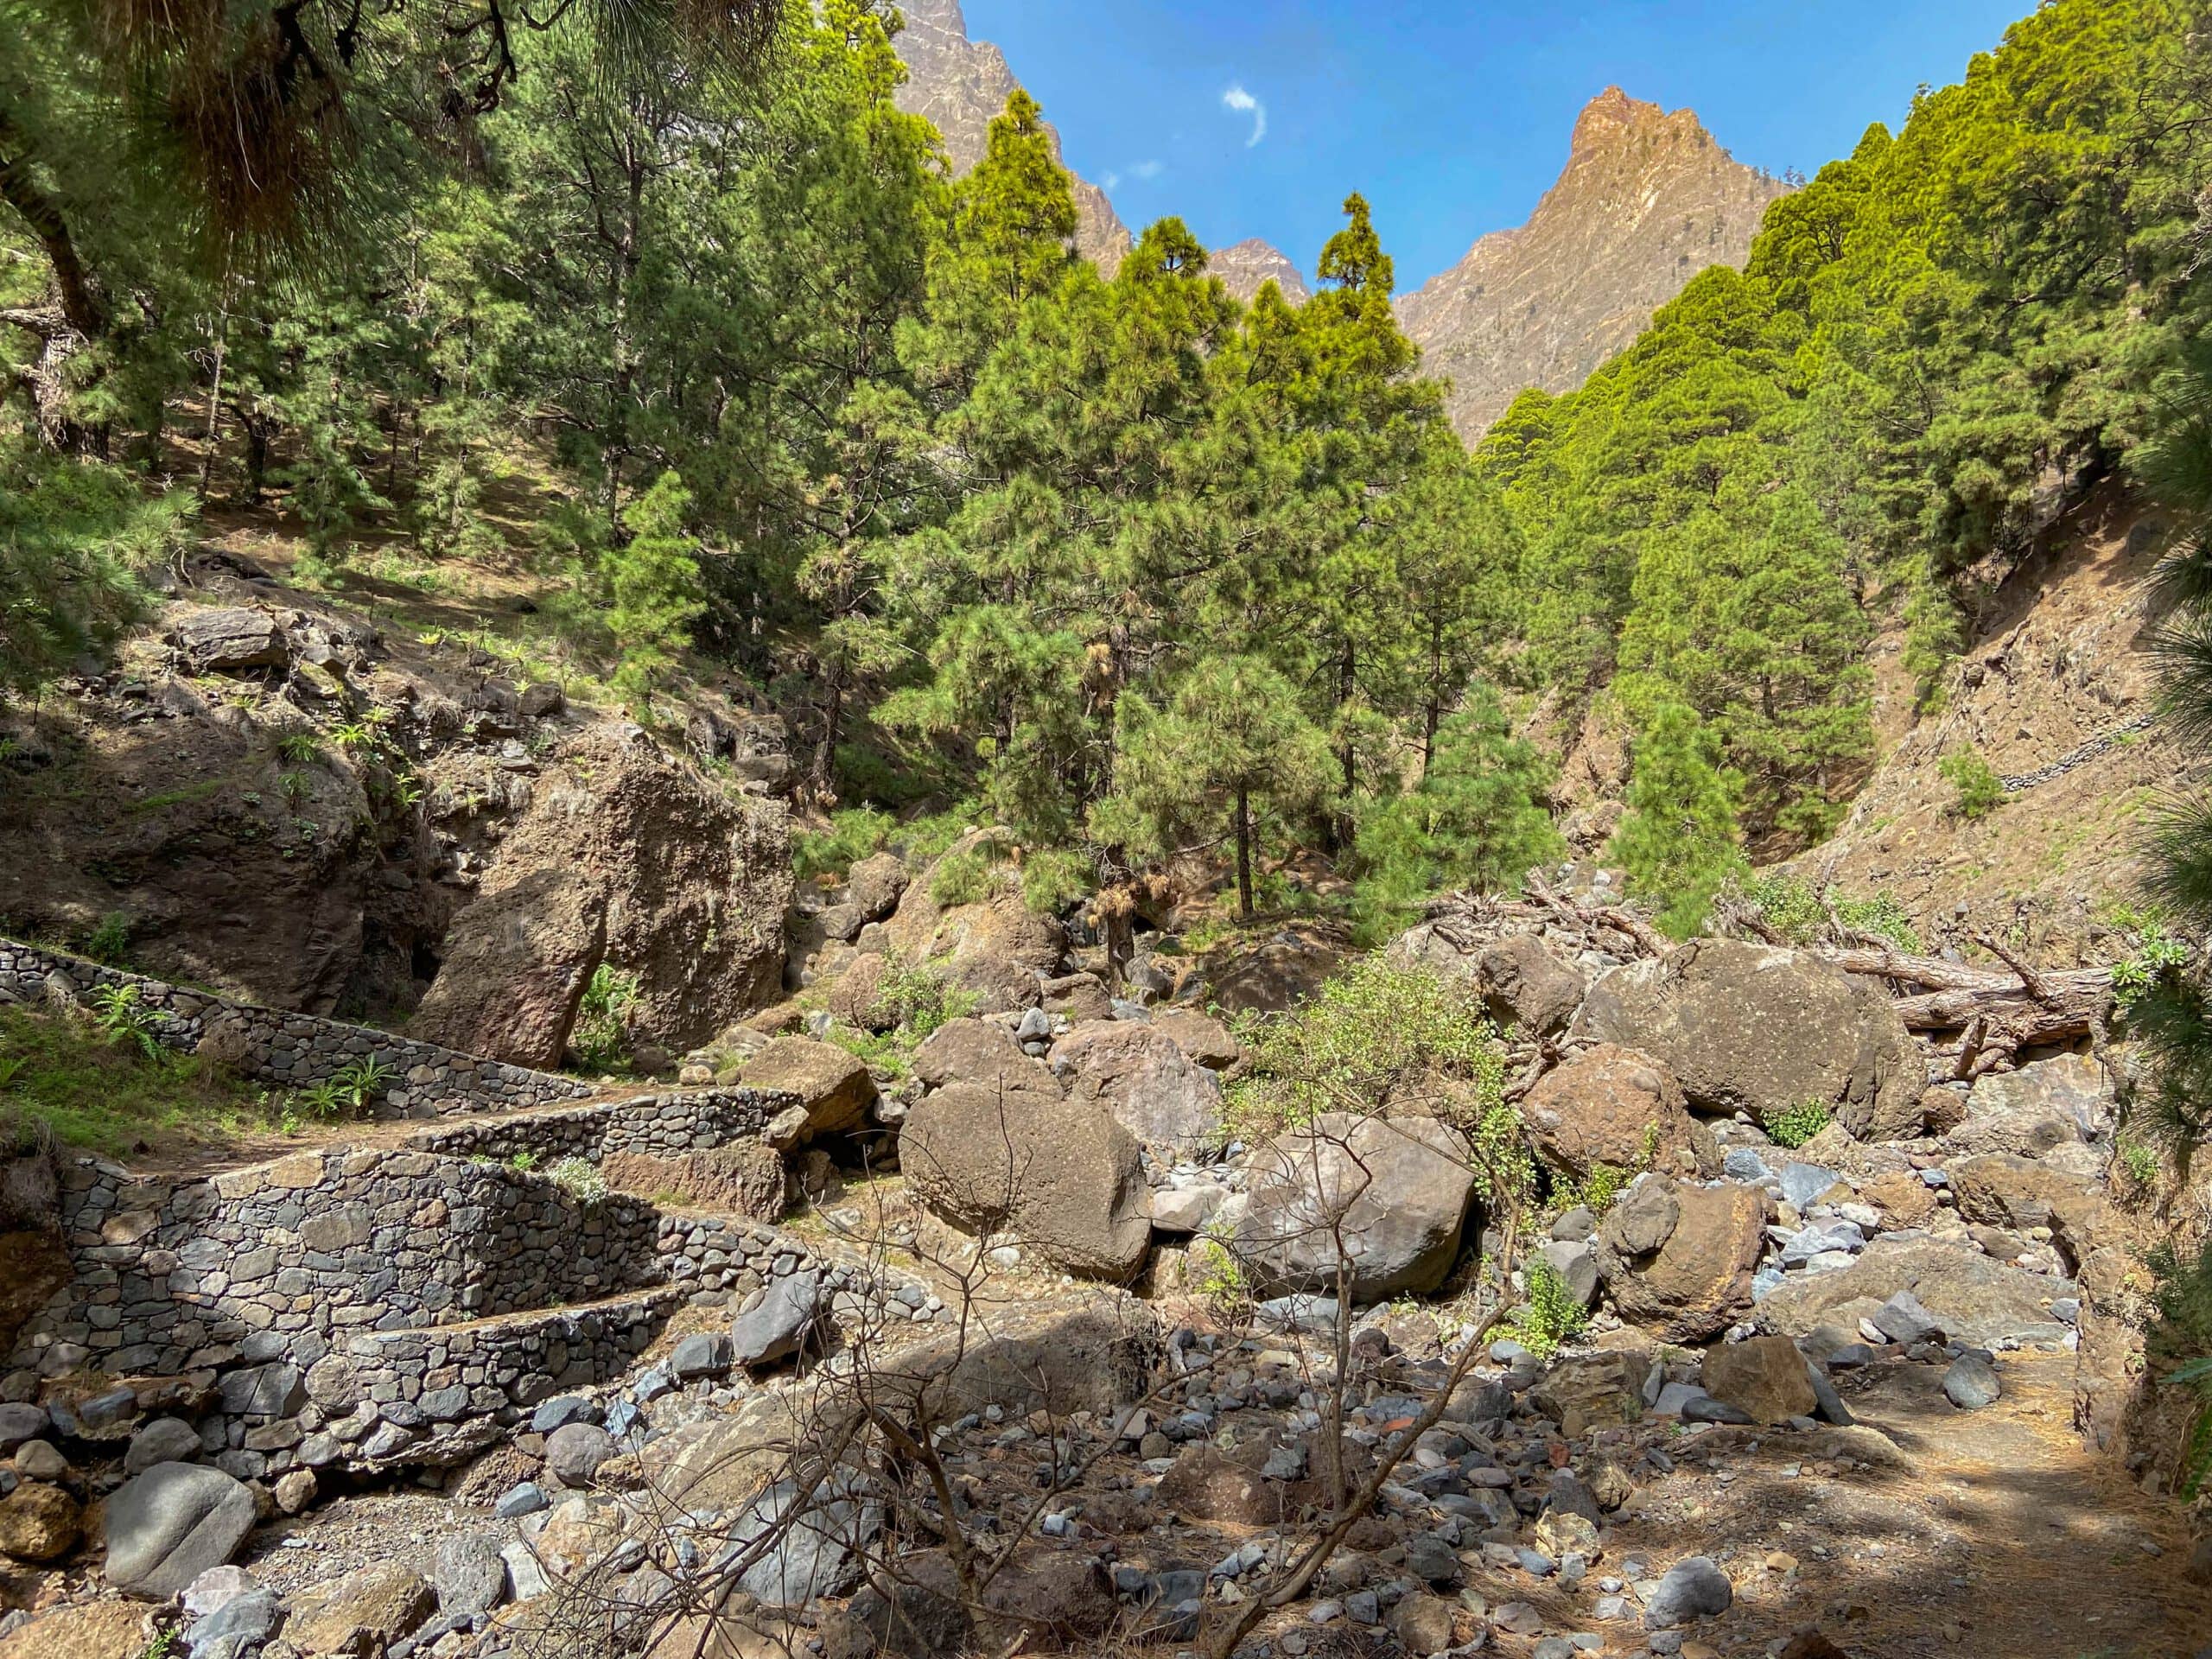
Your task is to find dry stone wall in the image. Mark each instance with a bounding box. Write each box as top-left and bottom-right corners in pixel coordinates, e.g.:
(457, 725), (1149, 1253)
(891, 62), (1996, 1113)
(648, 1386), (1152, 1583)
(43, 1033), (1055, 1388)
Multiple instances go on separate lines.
(399, 1086), (785, 1166)
(0, 937), (593, 1117)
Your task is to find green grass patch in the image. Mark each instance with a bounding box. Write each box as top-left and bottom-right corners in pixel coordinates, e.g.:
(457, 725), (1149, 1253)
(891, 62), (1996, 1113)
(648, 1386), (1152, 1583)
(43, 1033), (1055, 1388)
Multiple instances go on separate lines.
(0, 1006), (270, 1155)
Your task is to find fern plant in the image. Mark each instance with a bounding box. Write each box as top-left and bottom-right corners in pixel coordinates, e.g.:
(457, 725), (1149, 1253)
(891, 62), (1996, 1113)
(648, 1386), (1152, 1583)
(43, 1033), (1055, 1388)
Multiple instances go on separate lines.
(89, 983), (162, 1060)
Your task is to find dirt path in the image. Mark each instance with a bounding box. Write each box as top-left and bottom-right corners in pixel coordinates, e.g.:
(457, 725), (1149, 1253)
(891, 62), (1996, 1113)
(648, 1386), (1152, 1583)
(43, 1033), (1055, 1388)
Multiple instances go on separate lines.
(1586, 1352), (2210, 1659)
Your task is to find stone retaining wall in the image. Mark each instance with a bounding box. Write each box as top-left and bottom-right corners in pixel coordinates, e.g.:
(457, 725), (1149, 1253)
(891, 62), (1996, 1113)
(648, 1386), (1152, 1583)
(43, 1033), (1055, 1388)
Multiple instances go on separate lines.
(12, 1147), (668, 1381)
(0, 937), (593, 1118)
(400, 1087), (785, 1167)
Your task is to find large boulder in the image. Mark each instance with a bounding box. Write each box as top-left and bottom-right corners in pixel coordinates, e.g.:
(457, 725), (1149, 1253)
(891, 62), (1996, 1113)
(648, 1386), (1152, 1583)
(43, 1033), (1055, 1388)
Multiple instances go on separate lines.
(901, 1084), (1152, 1279)
(1234, 1113), (1480, 1302)
(1200, 931), (1345, 1016)
(1952, 1054), (2113, 1157)
(1701, 1336), (1818, 1424)
(418, 724), (792, 1057)
(1050, 1020), (1224, 1157)
(913, 1019), (1058, 1096)
(1521, 1044), (1719, 1183)
(845, 853), (909, 922)
(1573, 940), (1923, 1139)
(1388, 923), (1586, 1035)
(1948, 1154), (2107, 1268)
(407, 868), (607, 1067)
(104, 1463), (257, 1600)
(1592, 1175), (1765, 1342)
(1755, 1237), (2078, 1349)
(885, 849), (1063, 1014)
(739, 1037), (876, 1141)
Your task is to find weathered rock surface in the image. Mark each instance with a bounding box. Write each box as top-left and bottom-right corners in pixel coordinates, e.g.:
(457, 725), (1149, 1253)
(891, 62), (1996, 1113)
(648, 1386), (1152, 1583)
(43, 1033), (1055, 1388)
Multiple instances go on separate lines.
(902, 1084), (1152, 1279)
(286, 1561), (436, 1656)
(885, 861), (1063, 1014)
(1522, 1043), (1719, 1182)
(914, 1019), (1057, 1096)
(1593, 1175), (1765, 1341)
(406, 868), (607, 1067)
(104, 1462), (257, 1599)
(1756, 1238), (2078, 1348)
(1573, 939), (1923, 1139)
(1051, 1020), (1224, 1156)
(1954, 1053), (2113, 1156)
(1236, 1113), (1479, 1302)
(601, 1143), (790, 1222)
(740, 1037), (876, 1141)
(1701, 1335), (1818, 1424)
(0, 1480), (80, 1562)
(173, 607), (287, 674)
(419, 724), (791, 1056)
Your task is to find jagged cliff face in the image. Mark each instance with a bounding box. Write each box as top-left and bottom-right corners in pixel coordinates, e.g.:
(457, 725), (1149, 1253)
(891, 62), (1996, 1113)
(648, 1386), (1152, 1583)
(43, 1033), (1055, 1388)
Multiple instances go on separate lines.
(892, 0), (1132, 276)
(1397, 87), (1789, 440)
(1211, 238), (1312, 306)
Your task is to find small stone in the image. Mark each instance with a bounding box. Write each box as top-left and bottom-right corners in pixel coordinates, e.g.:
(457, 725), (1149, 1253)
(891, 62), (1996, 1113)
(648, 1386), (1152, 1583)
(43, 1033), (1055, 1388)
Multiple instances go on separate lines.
(127, 1417), (204, 1475)
(494, 1481), (548, 1519)
(1645, 1556), (1733, 1629)
(544, 1423), (614, 1487)
(1942, 1353), (2001, 1411)
(1493, 1600), (1544, 1636)
(10, 1440), (65, 1482)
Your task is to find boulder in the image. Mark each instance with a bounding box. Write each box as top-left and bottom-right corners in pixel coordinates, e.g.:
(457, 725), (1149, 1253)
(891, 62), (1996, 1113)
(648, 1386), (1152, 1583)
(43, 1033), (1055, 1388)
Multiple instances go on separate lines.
(1473, 931), (1586, 1035)
(914, 1020), (1058, 1095)
(1645, 1556), (1732, 1629)
(1051, 1020), (1224, 1156)
(431, 1534), (508, 1616)
(728, 1475), (880, 1605)
(1755, 1238), (2077, 1349)
(1535, 1238), (1599, 1306)
(740, 1037), (877, 1141)
(1040, 973), (1114, 1025)
(885, 860), (1062, 1014)
(1944, 1353), (2002, 1410)
(0, 1480), (80, 1562)
(1573, 939), (1923, 1139)
(409, 868), (608, 1069)
(1954, 1055), (2113, 1156)
(1948, 1154), (2106, 1267)
(1148, 1009), (1240, 1069)
(543, 1422), (616, 1488)
(1234, 1113), (1480, 1302)
(845, 853), (909, 922)
(285, 1561), (436, 1656)
(975, 1547), (1118, 1652)
(601, 1144), (790, 1223)
(825, 951), (898, 1032)
(902, 1084), (1152, 1279)
(125, 1417), (204, 1476)
(1521, 1043), (1719, 1182)
(1201, 933), (1344, 1016)
(104, 1463), (257, 1599)
(731, 1271), (821, 1368)
(421, 724), (792, 1056)
(1701, 1337), (1818, 1424)
(1592, 1176), (1765, 1342)
(1155, 1445), (1294, 1526)
(1528, 1351), (1642, 1436)
(174, 607), (286, 674)
(0, 1602), (150, 1659)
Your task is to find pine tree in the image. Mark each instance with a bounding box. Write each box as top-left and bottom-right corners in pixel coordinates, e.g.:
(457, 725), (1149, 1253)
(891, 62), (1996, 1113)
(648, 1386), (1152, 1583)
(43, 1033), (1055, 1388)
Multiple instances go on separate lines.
(1608, 702), (1746, 939)
(606, 470), (704, 713)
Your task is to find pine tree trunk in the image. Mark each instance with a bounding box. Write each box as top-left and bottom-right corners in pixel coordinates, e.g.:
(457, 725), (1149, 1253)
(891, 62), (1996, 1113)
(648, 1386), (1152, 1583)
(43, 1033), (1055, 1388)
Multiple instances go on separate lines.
(1235, 787), (1254, 919)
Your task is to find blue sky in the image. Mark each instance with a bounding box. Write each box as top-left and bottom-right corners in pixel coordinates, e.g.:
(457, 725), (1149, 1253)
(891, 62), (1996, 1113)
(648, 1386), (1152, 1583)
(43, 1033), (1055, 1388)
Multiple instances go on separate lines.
(958, 0), (2031, 291)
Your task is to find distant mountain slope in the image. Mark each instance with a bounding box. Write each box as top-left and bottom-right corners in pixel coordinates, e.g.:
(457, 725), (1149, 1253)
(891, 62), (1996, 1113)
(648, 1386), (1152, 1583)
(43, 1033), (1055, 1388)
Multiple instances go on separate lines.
(1211, 238), (1312, 306)
(892, 0), (1132, 276)
(1397, 87), (1790, 440)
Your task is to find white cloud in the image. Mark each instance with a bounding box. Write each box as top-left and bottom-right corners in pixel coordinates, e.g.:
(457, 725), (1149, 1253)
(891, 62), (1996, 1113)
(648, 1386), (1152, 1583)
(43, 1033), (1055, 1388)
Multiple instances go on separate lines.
(1130, 159), (1164, 181)
(1102, 171), (1121, 190)
(1222, 83), (1267, 148)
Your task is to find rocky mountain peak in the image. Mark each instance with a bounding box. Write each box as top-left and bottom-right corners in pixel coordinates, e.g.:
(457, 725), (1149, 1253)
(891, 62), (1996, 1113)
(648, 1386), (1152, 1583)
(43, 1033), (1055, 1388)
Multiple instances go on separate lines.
(1398, 88), (1788, 439)
(1211, 238), (1313, 307)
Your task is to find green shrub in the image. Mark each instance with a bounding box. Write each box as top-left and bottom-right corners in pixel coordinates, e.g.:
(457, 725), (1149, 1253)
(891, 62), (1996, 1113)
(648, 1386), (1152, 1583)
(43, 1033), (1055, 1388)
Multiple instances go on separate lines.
(1020, 848), (1094, 917)
(571, 963), (639, 1073)
(1939, 748), (2009, 820)
(1736, 872), (1922, 952)
(871, 954), (974, 1041)
(1509, 1259), (1591, 1357)
(2118, 1138), (2161, 1189)
(2113, 926), (2192, 1009)
(927, 847), (991, 908)
(793, 805), (895, 883)
(1764, 1097), (1833, 1150)
(89, 982), (162, 1059)
(2147, 1237), (2212, 1497)
(82, 911), (132, 967)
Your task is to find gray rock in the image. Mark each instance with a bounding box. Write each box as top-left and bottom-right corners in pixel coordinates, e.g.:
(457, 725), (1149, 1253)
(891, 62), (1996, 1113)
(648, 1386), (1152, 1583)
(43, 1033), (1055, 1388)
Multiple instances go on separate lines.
(174, 607), (286, 674)
(1872, 1290), (1946, 1346)
(105, 1463), (258, 1600)
(1777, 1163), (1840, 1211)
(671, 1332), (735, 1381)
(217, 1363), (304, 1421)
(728, 1476), (880, 1605)
(501, 1538), (550, 1603)
(1404, 1531), (1460, 1586)
(1644, 1555), (1732, 1628)
(1943, 1354), (2001, 1411)
(12, 1440), (65, 1481)
(1722, 1148), (1773, 1185)
(543, 1423), (615, 1488)
(181, 1586), (283, 1659)
(494, 1481), (548, 1519)
(128, 1418), (206, 1476)
(1802, 1357), (1855, 1427)
(431, 1533), (509, 1615)
(0, 1404), (48, 1455)
(1148, 1183), (1225, 1236)
(732, 1270), (821, 1368)
(1536, 1239), (1599, 1306)
(527, 1396), (598, 1435)
(1551, 1205), (1599, 1243)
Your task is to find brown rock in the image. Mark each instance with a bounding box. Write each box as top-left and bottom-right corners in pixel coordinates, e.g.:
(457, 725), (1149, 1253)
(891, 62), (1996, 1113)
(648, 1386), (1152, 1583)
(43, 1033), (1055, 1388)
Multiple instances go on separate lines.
(886, 852), (1062, 1014)
(845, 852), (909, 922)
(1701, 1336), (1818, 1424)
(1860, 1169), (1938, 1231)
(976, 1548), (1117, 1651)
(1475, 931), (1586, 1036)
(1921, 1087), (1967, 1135)
(1594, 1176), (1765, 1342)
(901, 1084), (1151, 1279)
(409, 868), (607, 1068)
(825, 952), (897, 1033)
(913, 1019), (1057, 1095)
(1040, 972), (1113, 1024)
(1529, 1351), (1643, 1436)
(0, 1601), (149, 1659)
(738, 1037), (876, 1141)
(1154, 1445), (1291, 1526)
(1573, 939), (1923, 1140)
(1393, 1591), (1460, 1655)
(1754, 1237), (2076, 1349)
(1522, 1044), (1719, 1182)
(601, 1145), (789, 1221)
(284, 1561), (438, 1656)
(1948, 1154), (2107, 1269)
(1148, 1009), (1240, 1069)
(420, 723), (792, 1057)
(0, 1479), (80, 1561)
